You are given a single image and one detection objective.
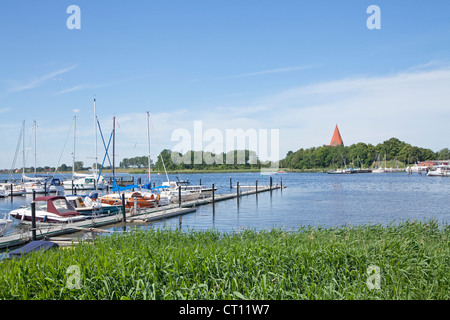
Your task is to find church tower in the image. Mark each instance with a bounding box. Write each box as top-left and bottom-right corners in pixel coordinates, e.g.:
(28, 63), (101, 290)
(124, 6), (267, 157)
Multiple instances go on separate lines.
(329, 125), (344, 146)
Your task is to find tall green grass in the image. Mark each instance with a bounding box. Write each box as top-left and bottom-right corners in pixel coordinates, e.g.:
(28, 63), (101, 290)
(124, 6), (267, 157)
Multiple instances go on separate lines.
(0, 220), (448, 300)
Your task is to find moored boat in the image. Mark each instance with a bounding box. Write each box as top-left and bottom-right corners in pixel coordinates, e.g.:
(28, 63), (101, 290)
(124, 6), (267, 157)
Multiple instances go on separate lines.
(66, 195), (121, 218)
(9, 196), (86, 224)
(427, 166), (450, 177)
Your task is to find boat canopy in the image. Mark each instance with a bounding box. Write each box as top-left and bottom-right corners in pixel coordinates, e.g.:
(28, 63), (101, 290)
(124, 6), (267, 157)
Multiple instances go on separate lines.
(34, 196), (78, 216)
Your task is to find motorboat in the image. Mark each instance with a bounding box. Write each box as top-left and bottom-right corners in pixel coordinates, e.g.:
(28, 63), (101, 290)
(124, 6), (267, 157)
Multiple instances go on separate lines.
(99, 191), (158, 211)
(159, 182), (200, 203)
(66, 195), (120, 218)
(63, 172), (109, 191)
(9, 196), (86, 224)
(0, 183), (25, 197)
(162, 180), (214, 199)
(427, 166), (450, 177)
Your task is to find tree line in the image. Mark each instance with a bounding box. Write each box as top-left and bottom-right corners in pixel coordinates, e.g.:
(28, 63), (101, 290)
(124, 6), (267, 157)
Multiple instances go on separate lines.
(4, 137), (447, 173)
(280, 137), (450, 170)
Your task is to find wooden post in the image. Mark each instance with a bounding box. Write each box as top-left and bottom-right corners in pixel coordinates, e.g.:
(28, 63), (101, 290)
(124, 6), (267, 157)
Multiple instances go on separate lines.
(212, 183), (215, 203)
(270, 176), (272, 190)
(280, 177), (282, 189)
(10, 183), (13, 201)
(33, 190), (36, 201)
(121, 193), (126, 222)
(230, 176), (232, 189)
(178, 185), (182, 207)
(256, 179), (258, 193)
(199, 178), (202, 186)
(31, 201), (37, 241)
(237, 181), (240, 196)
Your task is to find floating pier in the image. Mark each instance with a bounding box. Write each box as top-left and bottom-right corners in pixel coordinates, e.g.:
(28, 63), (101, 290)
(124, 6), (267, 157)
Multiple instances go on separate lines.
(0, 183), (285, 250)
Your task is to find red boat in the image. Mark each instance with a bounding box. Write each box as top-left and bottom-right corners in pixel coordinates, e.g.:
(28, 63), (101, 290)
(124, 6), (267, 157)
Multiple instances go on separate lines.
(99, 191), (158, 211)
(10, 196), (86, 224)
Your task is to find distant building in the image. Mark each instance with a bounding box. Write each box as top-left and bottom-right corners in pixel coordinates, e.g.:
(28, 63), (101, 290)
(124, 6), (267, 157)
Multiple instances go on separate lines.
(329, 125), (344, 147)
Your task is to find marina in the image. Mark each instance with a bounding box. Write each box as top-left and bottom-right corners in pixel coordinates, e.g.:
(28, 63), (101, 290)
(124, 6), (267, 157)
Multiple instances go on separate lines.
(0, 176), (284, 250)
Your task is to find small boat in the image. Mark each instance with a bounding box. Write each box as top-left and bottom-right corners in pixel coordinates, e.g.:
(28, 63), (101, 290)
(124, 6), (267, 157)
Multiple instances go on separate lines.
(159, 184), (200, 203)
(162, 181), (215, 199)
(66, 195), (120, 218)
(327, 169), (347, 174)
(427, 166), (450, 177)
(0, 212), (14, 237)
(372, 168), (388, 173)
(63, 172), (109, 191)
(0, 183), (25, 197)
(23, 181), (47, 194)
(99, 191), (158, 211)
(9, 196), (86, 224)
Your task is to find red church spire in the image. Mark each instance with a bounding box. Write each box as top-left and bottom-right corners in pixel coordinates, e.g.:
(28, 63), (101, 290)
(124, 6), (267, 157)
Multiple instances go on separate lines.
(329, 125), (344, 146)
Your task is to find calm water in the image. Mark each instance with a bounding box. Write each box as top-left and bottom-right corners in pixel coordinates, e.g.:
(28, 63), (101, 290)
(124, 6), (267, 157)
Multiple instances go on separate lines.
(1, 172), (449, 236)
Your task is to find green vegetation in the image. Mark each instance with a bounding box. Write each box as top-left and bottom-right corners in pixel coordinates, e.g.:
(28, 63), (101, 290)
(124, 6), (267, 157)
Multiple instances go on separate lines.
(152, 149), (265, 171)
(0, 220), (448, 300)
(2, 137), (448, 174)
(280, 137), (444, 170)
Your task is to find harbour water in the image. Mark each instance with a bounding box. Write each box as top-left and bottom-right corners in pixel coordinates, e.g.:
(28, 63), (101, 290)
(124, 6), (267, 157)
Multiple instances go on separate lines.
(1, 172), (449, 237)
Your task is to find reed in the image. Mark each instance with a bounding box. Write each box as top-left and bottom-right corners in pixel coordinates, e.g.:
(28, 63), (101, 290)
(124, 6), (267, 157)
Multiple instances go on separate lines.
(0, 220), (448, 300)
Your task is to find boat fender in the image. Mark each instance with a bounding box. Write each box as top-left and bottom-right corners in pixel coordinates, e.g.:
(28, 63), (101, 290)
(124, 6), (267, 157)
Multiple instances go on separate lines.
(43, 215), (47, 223)
(156, 194), (160, 202)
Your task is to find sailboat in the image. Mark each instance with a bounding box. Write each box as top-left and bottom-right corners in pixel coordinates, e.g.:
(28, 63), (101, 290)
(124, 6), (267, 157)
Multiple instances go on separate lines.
(98, 112), (159, 211)
(372, 152), (388, 173)
(63, 102), (108, 191)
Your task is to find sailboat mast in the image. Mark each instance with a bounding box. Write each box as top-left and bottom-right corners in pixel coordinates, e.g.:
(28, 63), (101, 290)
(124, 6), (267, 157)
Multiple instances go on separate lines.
(113, 116), (115, 178)
(94, 99), (98, 173)
(146, 111), (151, 185)
(72, 115), (76, 181)
(22, 120), (25, 182)
(34, 120), (37, 176)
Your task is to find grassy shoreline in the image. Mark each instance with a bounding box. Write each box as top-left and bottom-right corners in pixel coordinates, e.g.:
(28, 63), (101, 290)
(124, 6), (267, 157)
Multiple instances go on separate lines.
(0, 220), (448, 300)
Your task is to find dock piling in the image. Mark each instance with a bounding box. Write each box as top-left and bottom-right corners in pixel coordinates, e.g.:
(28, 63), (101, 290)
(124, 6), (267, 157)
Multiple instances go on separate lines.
(10, 184), (13, 201)
(212, 183), (215, 203)
(121, 193), (126, 222)
(31, 201), (37, 241)
(178, 185), (182, 208)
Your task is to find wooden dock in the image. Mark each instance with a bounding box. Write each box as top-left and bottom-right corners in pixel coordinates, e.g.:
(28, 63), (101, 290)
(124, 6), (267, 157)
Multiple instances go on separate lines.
(0, 184), (285, 250)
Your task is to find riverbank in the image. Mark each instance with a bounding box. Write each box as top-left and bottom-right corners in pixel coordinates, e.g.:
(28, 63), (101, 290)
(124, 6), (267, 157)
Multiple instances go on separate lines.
(0, 220), (448, 300)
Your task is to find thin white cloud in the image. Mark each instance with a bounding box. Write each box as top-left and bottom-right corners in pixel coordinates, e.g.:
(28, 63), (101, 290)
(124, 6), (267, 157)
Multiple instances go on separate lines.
(55, 84), (89, 95)
(214, 65), (314, 80)
(0, 107), (10, 114)
(54, 75), (146, 95)
(8, 65), (77, 93)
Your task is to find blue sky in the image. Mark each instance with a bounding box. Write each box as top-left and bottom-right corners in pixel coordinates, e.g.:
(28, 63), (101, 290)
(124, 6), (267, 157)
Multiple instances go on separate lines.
(1, 1), (450, 169)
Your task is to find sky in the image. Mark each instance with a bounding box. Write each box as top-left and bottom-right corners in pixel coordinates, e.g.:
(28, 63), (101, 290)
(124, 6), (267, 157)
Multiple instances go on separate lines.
(1, 0), (450, 170)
